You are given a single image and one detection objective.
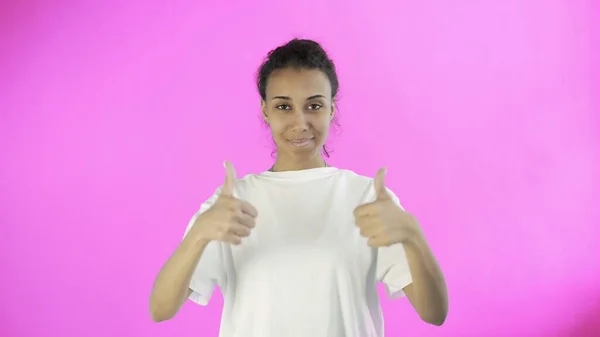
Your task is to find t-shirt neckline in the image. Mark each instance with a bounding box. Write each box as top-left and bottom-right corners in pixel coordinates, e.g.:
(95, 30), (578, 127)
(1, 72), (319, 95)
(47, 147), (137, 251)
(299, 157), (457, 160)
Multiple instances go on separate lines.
(258, 166), (339, 180)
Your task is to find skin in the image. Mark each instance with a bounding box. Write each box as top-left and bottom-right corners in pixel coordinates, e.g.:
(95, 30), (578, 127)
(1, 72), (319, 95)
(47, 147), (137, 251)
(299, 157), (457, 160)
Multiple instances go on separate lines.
(261, 68), (334, 172)
(263, 67), (448, 325)
(355, 167), (449, 325)
(149, 163), (257, 322)
(149, 67), (448, 326)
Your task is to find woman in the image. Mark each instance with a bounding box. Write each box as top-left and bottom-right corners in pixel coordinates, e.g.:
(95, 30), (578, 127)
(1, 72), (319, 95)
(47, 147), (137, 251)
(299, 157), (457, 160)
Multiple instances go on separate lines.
(149, 38), (448, 337)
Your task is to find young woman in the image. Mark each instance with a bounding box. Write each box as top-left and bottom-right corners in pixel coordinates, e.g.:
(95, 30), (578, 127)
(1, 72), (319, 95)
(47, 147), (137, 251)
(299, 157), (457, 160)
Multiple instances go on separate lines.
(149, 38), (448, 337)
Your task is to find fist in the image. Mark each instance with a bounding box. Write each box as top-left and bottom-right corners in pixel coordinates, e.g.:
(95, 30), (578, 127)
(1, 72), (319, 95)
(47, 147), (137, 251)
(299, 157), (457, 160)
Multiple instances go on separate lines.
(193, 161), (258, 245)
(354, 167), (419, 247)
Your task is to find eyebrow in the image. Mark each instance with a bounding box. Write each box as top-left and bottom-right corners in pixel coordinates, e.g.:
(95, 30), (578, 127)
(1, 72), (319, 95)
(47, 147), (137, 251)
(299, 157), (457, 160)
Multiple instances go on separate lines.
(271, 95), (327, 101)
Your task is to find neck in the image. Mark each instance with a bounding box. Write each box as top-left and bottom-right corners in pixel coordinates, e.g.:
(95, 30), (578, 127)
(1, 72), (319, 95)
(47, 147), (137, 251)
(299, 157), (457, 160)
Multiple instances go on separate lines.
(271, 153), (327, 172)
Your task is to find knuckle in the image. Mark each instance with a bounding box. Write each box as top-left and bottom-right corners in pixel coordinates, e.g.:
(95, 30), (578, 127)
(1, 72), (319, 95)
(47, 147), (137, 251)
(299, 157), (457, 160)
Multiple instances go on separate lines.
(218, 223), (231, 233)
(233, 208), (244, 218)
(215, 230), (226, 240)
(234, 200), (245, 212)
(228, 213), (238, 222)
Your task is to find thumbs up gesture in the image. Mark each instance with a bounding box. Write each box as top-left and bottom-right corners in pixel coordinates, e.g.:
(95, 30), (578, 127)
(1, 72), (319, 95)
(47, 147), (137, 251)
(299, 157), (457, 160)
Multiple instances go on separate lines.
(193, 161), (258, 245)
(353, 167), (419, 247)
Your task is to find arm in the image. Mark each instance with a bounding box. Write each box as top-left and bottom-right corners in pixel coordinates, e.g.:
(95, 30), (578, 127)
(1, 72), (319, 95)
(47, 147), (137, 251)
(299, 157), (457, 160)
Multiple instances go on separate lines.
(149, 227), (209, 322)
(402, 221), (448, 326)
(149, 165), (256, 322)
(356, 168), (448, 326)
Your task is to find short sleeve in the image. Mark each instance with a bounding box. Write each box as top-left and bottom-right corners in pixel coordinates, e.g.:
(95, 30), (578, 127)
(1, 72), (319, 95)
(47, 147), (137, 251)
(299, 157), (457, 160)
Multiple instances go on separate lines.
(375, 188), (413, 299)
(182, 187), (227, 306)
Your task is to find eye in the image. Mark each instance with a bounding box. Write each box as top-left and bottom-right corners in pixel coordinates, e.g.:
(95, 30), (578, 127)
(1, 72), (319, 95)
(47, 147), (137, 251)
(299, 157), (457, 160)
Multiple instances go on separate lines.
(307, 104), (322, 110)
(276, 104), (291, 111)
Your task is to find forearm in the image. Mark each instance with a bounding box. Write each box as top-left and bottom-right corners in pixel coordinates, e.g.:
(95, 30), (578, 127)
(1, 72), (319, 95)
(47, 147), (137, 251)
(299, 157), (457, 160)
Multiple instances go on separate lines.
(149, 228), (210, 322)
(404, 229), (448, 325)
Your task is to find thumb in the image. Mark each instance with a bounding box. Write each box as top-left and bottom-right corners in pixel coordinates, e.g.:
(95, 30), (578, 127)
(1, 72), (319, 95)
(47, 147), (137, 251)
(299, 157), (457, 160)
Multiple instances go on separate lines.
(374, 167), (390, 200)
(221, 161), (237, 196)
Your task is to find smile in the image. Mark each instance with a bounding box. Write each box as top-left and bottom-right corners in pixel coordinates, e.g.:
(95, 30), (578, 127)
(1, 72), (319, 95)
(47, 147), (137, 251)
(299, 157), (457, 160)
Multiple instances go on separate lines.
(287, 138), (314, 147)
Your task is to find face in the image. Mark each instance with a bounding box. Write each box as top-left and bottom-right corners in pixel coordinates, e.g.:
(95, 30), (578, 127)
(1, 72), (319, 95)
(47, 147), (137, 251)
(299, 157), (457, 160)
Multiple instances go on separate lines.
(262, 68), (335, 159)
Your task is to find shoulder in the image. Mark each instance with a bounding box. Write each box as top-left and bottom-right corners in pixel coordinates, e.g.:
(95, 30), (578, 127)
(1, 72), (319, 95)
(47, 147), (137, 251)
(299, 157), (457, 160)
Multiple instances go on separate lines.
(335, 169), (377, 188)
(335, 169), (403, 205)
(335, 169), (374, 182)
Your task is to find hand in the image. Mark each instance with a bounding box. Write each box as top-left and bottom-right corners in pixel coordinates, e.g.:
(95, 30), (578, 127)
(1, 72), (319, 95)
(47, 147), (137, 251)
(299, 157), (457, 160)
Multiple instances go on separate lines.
(354, 167), (419, 247)
(192, 161), (258, 245)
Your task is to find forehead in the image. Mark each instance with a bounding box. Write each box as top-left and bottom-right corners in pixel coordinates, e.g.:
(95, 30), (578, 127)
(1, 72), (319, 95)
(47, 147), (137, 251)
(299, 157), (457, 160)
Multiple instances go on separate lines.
(265, 68), (332, 99)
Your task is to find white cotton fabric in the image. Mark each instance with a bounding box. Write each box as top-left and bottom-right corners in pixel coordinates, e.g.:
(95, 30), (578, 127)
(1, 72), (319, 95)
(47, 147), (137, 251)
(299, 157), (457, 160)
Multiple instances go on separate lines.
(183, 167), (413, 337)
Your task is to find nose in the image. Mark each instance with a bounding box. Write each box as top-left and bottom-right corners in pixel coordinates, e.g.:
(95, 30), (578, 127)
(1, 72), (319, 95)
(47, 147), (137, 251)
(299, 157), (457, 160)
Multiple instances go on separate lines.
(290, 111), (309, 132)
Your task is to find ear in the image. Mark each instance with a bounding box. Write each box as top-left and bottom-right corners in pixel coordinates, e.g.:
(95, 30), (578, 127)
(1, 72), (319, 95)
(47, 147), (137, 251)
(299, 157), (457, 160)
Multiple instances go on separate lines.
(330, 103), (335, 120)
(261, 100), (268, 124)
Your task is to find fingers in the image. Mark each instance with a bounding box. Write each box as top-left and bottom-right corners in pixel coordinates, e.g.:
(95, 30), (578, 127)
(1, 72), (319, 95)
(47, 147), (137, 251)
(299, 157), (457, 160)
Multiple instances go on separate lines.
(214, 200), (257, 245)
(222, 201), (257, 229)
(222, 232), (242, 245)
(236, 212), (256, 228)
(356, 216), (393, 247)
(229, 223), (252, 237)
(222, 198), (258, 218)
(355, 215), (381, 236)
(353, 202), (381, 217)
(366, 235), (388, 247)
(222, 222), (253, 246)
(222, 161), (237, 197)
(374, 167), (390, 200)
(213, 161), (259, 245)
(240, 200), (258, 218)
(218, 162), (257, 217)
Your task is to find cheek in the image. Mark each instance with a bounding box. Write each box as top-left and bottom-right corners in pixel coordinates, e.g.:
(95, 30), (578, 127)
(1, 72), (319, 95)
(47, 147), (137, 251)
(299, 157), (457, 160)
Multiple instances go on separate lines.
(312, 117), (331, 134)
(269, 119), (287, 138)
(267, 119), (287, 135)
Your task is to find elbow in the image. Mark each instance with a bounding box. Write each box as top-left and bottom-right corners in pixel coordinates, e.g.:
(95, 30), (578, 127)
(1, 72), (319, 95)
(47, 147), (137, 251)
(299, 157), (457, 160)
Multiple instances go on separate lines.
(150, 310), (173, 323)
(149, 300), (176, 323)
(421, 308), (448, 326)
(423, 314), (446, 326)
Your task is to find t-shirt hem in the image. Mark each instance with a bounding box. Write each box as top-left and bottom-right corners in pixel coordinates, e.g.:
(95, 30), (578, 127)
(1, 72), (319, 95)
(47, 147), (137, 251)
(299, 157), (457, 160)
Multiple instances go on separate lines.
(385, 273), (413, 299)
(187, 282), (214, 306)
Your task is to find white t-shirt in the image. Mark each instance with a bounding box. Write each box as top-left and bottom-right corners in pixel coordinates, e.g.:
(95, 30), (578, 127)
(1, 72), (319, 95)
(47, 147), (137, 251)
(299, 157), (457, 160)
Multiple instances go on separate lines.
(182, 167), (413, 337)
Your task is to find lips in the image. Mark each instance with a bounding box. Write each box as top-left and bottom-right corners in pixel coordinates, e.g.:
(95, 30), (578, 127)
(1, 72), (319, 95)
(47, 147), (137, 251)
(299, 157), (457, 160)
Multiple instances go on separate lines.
(287, 138), (313, 147)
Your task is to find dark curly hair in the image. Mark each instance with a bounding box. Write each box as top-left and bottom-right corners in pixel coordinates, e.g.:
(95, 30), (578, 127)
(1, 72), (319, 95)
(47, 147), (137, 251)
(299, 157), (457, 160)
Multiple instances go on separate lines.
(256, 38), (340, 157)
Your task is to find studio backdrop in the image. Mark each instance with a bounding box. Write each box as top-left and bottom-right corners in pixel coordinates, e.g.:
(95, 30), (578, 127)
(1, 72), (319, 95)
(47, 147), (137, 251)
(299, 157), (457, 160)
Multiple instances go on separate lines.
(1, 1), (598, 336)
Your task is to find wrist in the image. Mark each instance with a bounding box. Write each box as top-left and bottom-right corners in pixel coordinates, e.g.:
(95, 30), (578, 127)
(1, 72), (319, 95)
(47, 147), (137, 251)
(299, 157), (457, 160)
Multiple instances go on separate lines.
(404, 232), (425, 252)
(403, 214), (424, 245)
(187, 224), (212, 246)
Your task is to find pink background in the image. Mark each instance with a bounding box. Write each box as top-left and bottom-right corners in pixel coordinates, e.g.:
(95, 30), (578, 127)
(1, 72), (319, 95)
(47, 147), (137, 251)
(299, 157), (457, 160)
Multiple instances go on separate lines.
(1, 1), (598, 336)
